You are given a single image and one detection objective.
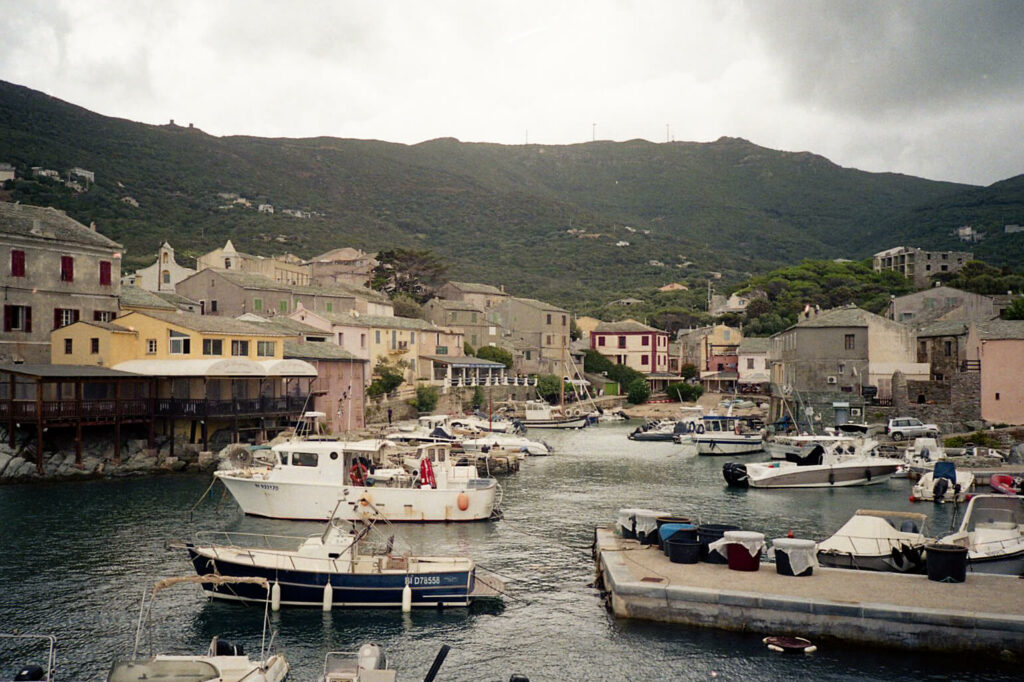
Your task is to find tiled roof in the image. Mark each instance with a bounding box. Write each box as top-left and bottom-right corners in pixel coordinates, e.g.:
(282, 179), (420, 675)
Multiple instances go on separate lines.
(511, 296), (568, 313)
(127, 309), (289, 336)
(447, 281), (505, 295)
(793, 305), (873, 328)
(152, 290), (200, 308)
(236, 315), (328, 336)
(593, 319), (662, 333)
(430, 298), (483, 312)
(119, 285), (178, 310)
(284, 341), (362, 361)
(973, 319), (1024, 340)
(916, 321), (970, 338)
(210, 269), (371, 300)
(0, 201), (122, 249)
(321, 312), (438, 331)
(738, 337), (771, 353)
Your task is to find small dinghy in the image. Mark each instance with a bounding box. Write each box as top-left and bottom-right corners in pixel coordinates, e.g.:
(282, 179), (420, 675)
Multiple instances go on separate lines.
(911, 461), (974, 503)
(763, 636), (817, 654)
(320, 643), (394, 682)
(817, 509), (929, 573)
(990, 473), (1023, 496)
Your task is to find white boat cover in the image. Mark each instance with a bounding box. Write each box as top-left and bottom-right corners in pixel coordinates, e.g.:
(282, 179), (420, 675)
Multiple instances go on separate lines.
(770, 537), (819, 576)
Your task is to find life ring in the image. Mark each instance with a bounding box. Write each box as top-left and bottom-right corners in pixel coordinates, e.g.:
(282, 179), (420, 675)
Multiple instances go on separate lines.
(349, 462), (369, 486)
(695, 424), (705, 434)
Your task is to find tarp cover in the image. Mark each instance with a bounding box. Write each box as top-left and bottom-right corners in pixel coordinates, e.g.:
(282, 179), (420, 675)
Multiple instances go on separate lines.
(770, 537), (819, 576)
(709, 530), (765, 559)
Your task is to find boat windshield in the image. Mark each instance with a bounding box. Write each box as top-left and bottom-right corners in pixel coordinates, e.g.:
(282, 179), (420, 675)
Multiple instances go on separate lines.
(966, 497), (1024, 532)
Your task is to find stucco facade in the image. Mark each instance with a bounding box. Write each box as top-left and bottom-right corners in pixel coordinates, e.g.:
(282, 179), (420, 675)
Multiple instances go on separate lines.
(176, 269), (358, 319)
(437, 281), (510, 313)
(1, 203), (122, 363)
(590, 319), (670, 374)
(129, 242), (196, 293)
(889, 286), (996, 326)
(490, 296), (570, 375)
(197, 240), (311, 286)
(422, 298), (501, 349)
(965, 320), (1024, 425)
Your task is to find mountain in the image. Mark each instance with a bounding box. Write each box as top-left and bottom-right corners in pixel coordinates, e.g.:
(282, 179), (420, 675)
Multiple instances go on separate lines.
(2, 79), (1020, 308)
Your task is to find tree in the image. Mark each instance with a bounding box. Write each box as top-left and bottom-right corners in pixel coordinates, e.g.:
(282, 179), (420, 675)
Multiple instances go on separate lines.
(368, 248), (448, 303)
(409, 384), (439, 412)
(366, 359), (406, 397)
(464, 341), (475, 355)
(536, 374), (562, 402)
(679, 363), (698, 380)
(666, 382), (704, 402)
(1003, 297), (1024, 320)
(475, 345), (514, 369)
(627, 378), (651, 405)
(391, 293), (423, 318)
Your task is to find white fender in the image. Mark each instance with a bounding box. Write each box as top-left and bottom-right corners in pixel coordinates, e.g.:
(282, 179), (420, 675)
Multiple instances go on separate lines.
(401, 582), (412, 612)
(322, 581), (333, 611)
(271, 581), (281, 612)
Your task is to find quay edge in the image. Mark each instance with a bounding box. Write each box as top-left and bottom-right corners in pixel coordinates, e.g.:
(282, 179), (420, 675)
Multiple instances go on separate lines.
(594, 527), (1024, 658)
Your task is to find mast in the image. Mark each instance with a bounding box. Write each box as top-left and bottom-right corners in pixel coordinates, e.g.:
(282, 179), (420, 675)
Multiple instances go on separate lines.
(560, 338), (566, 409)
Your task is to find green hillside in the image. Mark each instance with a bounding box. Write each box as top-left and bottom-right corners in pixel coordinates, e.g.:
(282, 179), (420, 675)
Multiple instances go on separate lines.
(3, 79), (1020, 309)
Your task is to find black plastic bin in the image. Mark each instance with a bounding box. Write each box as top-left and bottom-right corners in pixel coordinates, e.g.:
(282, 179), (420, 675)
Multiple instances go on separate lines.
(925, 543), (968, 583)
(655, 516), (693, 549)
(667, 539), (702, 564)
(698, 524), (740, 564)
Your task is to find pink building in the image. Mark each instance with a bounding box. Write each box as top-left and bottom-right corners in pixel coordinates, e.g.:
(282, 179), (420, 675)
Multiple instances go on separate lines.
(965, 320), (1024, 425)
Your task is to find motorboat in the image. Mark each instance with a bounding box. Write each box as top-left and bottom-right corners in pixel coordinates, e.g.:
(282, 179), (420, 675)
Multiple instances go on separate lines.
(764, 434), (863, 461)
(911, 461), (974, 503)
(183, 514), (490, 609)
(450, 412), (523, 434)
(723, 441), (902, 488)
(990, 473), (1023, 496)
(107, 575), (289, 682)
(459, 432), (552, 456)
(816, 509), (930, 573)
(938, 494), (1024, 575)
(216, 441), (499, 522)
(1, 633), (56, 682)
(520, 400), (589, 429)
(629, 419), (688, 442)
(693, 416), (764, 455)
(320, 644), (395, 681)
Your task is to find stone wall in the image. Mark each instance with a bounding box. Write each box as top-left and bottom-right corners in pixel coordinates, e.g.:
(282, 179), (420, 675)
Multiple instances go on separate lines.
(892, 370), (982, 433)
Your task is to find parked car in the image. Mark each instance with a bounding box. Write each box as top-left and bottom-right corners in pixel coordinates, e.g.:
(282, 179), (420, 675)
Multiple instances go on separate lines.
(885, 417), (939, 441)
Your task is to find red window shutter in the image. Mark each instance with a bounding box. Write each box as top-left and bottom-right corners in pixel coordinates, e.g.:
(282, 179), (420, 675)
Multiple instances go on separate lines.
(54, 309), (61, 330)
(3, 306), (11, 332)
(99, 260), (111, 285)
(61, 256), (74, 282)
(11, 250), (25, 277)
(72, 309), (80, 323)
(25, 306), (31, 333)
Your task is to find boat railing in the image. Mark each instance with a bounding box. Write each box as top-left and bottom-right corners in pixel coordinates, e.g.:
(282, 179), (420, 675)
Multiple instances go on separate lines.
(194, 530), (308, 553)
(971, 534), (1024, 554)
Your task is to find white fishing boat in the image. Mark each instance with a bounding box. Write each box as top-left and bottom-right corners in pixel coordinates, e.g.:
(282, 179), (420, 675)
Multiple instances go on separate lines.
(520, 400), (589, 429)
(939, 494), (1024, 575)
(816, 509), (930, 573)
(320, 644), (396, 682)
(216, 441), (499, 522)
(911, 461), (974, 503)
(107, 576), (289, 682)
(459, 432), (552, 456)
(723, 441), (902, 488)
(693, 415), (764, 455)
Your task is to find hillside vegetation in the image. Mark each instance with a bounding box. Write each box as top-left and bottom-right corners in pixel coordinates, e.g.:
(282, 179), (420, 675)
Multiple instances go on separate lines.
(3, 79), (1022, 309)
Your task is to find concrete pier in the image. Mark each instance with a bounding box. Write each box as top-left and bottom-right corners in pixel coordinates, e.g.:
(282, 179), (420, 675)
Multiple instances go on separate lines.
(595, 527), (1024, 656)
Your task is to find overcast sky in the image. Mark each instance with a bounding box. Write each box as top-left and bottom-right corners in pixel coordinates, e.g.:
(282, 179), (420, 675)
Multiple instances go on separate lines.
(2, 0), (1023, 186)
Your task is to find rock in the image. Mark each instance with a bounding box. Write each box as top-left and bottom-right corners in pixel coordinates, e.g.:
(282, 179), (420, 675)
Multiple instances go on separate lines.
(1008, 444), (1024, 465)
(198, 451), (217, 470)
(6, 458), (37, 479)
(81, 456), (103, 474)
(127, 439), (149, 455)
(0, 452), (11, 476)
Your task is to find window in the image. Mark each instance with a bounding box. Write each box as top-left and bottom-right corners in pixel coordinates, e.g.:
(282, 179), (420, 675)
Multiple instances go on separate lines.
(546, 314), (552, 324)
(90, 338), (99, 354)
(210, 300), (218, 313)
(471, 334), (477, 346)
(838, 363), (845, 375)
(147, 339), (157, 354)
(641, 354), (649, 365)
(203, 339), (223, 356)
(10, 250), (25, 277)
(231, 340), (249, 356)
(3, 305), (31, 332)
(618, 336), (626, 349)
(60, 256), (74, 282)
(562, 314), (567, 326)
(64, 339), (73, 354)
(279, 300), (288, 314)
(257, 341), (275, 357)
(375, 330), (381, 344)
(598, 336), (605, 346)
(642, 336), (650, 346)
(471, 312), (477, 323)
(99, 260), (112, 286)
(410, 332), (415, 344)
(251, 298), (262, 313)
(844, 334), (855, 350)
(160, 270), (170, 285)
(361, 333), (367, 348)
(53, 308), (79, 329)
(326, 302), (333, 313)
(525, 350), (532, 360)
(943, 340), (953, 357)
(292, 452), (318, 467)
(546, 335), (552, 345)
(169, 330), (191, 354)
(724, 330), (730, 341)
(995, 392), (1000, 401)
(93, 310), (114, 322)
(746, 358), (754, 370)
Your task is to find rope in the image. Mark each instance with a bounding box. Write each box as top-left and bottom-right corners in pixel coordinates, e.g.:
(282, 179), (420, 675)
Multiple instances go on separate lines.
(188, 476), (221, 521)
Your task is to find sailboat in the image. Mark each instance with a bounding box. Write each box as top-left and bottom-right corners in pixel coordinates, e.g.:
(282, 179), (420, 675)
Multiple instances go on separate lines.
(520, 341), (590, 429)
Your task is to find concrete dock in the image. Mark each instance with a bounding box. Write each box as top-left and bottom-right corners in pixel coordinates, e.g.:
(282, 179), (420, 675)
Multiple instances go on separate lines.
(594, 527), (1024, 656)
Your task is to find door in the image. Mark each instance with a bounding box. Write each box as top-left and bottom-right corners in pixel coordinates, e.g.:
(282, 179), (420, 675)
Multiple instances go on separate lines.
(834, 407), (849, 426)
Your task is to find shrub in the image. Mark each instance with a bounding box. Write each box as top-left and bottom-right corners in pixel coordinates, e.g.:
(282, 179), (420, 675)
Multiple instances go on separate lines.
(536, 374), (562, 401)
(667, 382), (703, 402)
(943, 430), (1002, 449)
(476, 345), (514, 369)
(366, 359), (406, 397)
(627, 378), (651, 405)
(409, 384), (439, 413)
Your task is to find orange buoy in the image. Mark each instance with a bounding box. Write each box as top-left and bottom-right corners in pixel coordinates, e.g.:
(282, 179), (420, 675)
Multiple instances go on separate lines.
(457, 492), (470, 511)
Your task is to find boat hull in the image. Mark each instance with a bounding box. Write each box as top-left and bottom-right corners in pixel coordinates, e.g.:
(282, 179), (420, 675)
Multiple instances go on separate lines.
(727, 461), (901, 488)
(966, 548), (1024, 575)
(695, 437), (763, 455)
(215, 473), (496, 522)
(186, 548), (475, 607)
(521, 417), (588, 429)
(817, 550), (924, 573)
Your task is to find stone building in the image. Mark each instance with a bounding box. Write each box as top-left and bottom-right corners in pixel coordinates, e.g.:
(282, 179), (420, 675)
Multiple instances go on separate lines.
(488, 296), (571, 375)
(307, 247), (378, 288)
(422, 298), (502, 350)
(888, 286), (996, 326)
(1, 202), (121, 363)
(126, 242), (196, 293)
(436, 281), (510, 312)
(872, 246), (973, 288)
(196, 239), (311, 286)
(175, 269), (366, 319)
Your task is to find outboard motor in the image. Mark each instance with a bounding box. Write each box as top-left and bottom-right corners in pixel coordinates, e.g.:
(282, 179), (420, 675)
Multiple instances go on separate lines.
(211, 637), (243, 656)
(932, 476), (950, 501)
(723, 462), (749, 488)
(13, 665), (46, 681)
(357, 643), (387, 671)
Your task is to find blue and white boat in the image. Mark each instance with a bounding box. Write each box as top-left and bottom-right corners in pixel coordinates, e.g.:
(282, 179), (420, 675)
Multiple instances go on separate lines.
(693, 415), (764, 455)
(182, 516), (492, 609)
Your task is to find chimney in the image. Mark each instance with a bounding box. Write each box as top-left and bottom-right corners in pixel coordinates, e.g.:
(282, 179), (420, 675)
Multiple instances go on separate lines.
(90, 221), (97, 232)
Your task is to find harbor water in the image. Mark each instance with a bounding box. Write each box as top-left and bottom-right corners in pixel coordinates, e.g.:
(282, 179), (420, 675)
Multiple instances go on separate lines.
(0, 422), (1017, 680)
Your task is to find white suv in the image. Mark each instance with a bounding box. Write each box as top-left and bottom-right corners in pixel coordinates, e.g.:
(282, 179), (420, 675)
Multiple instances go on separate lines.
(886, 417), (939, 441)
